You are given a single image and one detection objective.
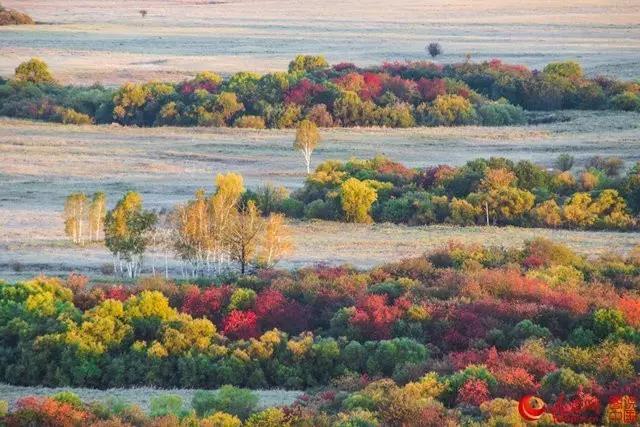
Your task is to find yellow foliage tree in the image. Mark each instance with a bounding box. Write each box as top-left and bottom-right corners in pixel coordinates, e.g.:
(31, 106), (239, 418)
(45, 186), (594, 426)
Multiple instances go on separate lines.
(64, 192), (88, 245)
(482, 187), (535, 224)
(480, 168), (517, 190)
(294, 119), (321, 174)
(14, 58), (55, 84)
(562, 192), (597, 228)
(532, 199), (562, 228)
(258, 213), (293, 267)
(340, 178), (378, 223)
(88, 192), (106, 242)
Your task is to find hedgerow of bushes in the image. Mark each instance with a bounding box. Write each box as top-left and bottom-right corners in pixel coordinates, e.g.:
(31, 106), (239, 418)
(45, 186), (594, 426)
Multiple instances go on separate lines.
(246, 155), (640, 230)
(1, 239), (639, 425)
(1, 55), (639, 128)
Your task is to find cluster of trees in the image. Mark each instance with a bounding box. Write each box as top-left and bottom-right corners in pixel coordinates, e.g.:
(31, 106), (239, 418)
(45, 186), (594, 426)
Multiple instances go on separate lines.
(172, 173), (292, 276)
(268, 154), (640, 230)
(71, 174), (292, 279)
(63, 192), (106, 244)
(2, 56), (639, 129)
(0, 238), (639, 425)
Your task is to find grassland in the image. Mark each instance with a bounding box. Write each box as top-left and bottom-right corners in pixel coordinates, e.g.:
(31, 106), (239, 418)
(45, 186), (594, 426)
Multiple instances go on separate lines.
(0, 383), (301, 412)
(1, 0), (639, 84)
(1, 111), (639, 280)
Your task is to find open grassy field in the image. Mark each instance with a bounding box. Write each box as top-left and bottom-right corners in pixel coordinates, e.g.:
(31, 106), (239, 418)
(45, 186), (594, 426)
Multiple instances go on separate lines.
(0, 384), (301, 412)
(1, 0), (639, 84)
(0, 111), (639, 280)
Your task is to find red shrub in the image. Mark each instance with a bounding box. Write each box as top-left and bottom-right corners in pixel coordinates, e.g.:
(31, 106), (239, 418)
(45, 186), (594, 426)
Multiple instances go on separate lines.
(333, 72), (365, 93)
(375, 158), (417, 181)
(497, 349), (556, 379)
(284, 79), (326, 105)
(522, 254), (545, 269)
(617, 295), (640, 327)
(105, 285), (131, 302)
(333, 62), (357, 72)
(416, 165), (457, 189)
(598, 377), (640, 402)
(65, 273), (88, 294)
(361, 72), (384, 100)
(494, 367), (538, 398)
(312, 265), (352, 281)
(222, 310), (259, 339)
(457, 379), (491, 406)
(182, 285), (232, 320)
(180, 82), (195, 96)
(450, 346), (555, 387)
(486, 59), (531, 77)
(381, 61), (409, 74)
(549, 389), (602, 425)
(417, 78), (446, 102)
(466, 270), (589, 315)
(349, 294), (401, 339)
(255, 289), (309, 333)
(8, 396), (90, 427)
(381, 75), (418, 102)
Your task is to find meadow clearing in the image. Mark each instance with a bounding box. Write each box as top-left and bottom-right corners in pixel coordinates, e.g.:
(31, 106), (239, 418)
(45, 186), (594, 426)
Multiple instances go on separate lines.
(1, 0), (639, 84)
(0, 384), (301, 412)
(1, 111), (639, 280)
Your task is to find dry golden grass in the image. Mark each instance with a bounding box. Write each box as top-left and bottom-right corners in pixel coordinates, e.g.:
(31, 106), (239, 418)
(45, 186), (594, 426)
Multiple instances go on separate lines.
(1, 0), (639, 83)
(0, 112), (639, 280)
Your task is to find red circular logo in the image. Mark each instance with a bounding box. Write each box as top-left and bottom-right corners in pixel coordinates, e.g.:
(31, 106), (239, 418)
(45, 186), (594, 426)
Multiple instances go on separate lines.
(518, 395), (546, 421)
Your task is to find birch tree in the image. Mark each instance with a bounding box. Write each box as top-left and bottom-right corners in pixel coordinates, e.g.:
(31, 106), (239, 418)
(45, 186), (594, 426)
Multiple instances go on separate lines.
(294, 119), (320, 174)
(88, 192), (106, 242)
(208, 173), (244, 269)
(104, 191), (157, 278)
(258, 213), (293, 267)
(64, 192), (88, 245)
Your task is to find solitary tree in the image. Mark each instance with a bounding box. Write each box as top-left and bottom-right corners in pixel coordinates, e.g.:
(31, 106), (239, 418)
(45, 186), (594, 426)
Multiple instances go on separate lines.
(14, 58), (55, 84)
(64, 192), (88, 245)
(139, 9), (147, 18)
(104, 191), (157, 278)
(555, 154), (574, 172)
(88, 192), (106, 242)
(294, 119), (320, 174)
(426, 42), (442, 59)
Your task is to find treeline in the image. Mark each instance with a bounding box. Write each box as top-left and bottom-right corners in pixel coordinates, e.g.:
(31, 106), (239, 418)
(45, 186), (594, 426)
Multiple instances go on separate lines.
(2, 55), (639, 129)
(253, 154), (640, 230)
(0, 239), (639, 425)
